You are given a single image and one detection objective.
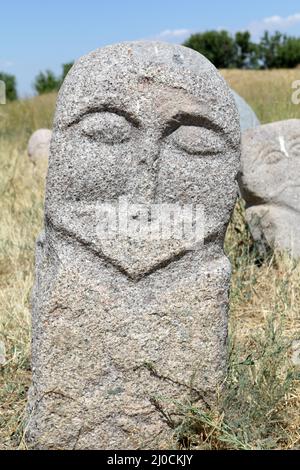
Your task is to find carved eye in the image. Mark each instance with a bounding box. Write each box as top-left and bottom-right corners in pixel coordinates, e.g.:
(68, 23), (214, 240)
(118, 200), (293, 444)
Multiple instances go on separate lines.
(80, 112), (132, 144)
(262, 150), (283, 165)
(170, 126), (223, 155)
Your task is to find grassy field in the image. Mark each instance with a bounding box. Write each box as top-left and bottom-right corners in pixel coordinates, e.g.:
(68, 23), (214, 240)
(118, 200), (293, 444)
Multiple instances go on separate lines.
(0, 71), (300, 450)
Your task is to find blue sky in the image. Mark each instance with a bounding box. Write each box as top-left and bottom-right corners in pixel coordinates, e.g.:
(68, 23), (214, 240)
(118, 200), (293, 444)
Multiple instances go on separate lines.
(1, 0), (300, 96)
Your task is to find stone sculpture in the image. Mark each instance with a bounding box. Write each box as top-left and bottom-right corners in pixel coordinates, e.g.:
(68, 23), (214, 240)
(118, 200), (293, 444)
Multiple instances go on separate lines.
(26, 41), (240, 449)
(239, 119), (300, 258)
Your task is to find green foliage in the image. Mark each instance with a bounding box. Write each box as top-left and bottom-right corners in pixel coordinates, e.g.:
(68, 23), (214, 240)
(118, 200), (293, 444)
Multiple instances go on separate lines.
(184, 30), (237, 68)
(0, 73), (17, 101)
(33, 70), (60, 95)
(33, 62), (74, 95)
(184, 29), (300, 69)
(260, 31), (300, 68)
(280, 36), (300, 68)
(235, 31), (259, 69)
(61, 62), (74, 82)
(259, 31), (284, 68)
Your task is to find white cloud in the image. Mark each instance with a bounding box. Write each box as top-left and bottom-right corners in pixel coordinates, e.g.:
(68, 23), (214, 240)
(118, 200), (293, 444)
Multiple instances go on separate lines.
(151, 28), (192, 43)
(0, 60), (13, 70)
(248, 13), (300, 39)
(157, 28), (191, 39)
(264, 13), (300, 27)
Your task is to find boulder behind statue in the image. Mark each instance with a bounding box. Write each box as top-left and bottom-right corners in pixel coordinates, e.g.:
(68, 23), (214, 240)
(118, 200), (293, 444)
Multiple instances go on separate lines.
(27, 129), (52, 162)
(239, 119), (300, 258)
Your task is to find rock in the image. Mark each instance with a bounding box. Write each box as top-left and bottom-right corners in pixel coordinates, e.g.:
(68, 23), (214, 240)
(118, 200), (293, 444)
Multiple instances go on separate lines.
(27, 129), (52, 161)
(26, 41), (240, 450)
(231, 90), (260, 132)
(239, 119), (300, 257)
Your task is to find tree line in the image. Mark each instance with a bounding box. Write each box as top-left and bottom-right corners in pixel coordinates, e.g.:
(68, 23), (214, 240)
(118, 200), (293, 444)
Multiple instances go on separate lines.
(0, 62), (73, 101)
(1, 30), (300, 101)
(184, 30), (300, 69)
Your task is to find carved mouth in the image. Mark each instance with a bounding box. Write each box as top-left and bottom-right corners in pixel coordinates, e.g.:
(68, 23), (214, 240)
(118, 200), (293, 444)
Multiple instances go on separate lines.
(67, 230), (192, 280)
(46, 202), (206, 279)
(46, 215), (204, 280)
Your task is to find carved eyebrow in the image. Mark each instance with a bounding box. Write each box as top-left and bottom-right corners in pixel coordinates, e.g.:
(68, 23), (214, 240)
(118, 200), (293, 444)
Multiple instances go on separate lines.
(67, 105), (141, 129)
(161, 111), (224, 138)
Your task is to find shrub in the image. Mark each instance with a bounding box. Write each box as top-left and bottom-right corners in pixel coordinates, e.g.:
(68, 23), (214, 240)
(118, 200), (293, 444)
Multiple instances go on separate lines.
(0, 73), (17, 101)
(33, 70), (60, 95)
(33, 62), (74, 96)
(184, 30), (237, 68)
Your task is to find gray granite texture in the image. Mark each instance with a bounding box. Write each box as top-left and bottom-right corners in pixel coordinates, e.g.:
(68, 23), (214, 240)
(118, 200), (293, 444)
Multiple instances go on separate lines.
(239, 119), (300, 257)
(26, 41), (240, 449)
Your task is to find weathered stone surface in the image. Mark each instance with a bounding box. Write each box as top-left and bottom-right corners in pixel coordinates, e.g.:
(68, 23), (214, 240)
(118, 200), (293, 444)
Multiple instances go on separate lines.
(239, 119), (300, 257)
(27, 129), (52, 161)
(231, 90), (260, 132)
(26, 41), (240, 450)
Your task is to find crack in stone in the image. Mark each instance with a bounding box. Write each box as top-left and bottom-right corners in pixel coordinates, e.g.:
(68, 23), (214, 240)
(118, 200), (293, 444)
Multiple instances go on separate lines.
(136, 362), (211, 410)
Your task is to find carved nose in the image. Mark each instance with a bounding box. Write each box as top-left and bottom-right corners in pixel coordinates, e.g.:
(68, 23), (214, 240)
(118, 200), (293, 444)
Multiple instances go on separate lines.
(131, 136), (161, 202)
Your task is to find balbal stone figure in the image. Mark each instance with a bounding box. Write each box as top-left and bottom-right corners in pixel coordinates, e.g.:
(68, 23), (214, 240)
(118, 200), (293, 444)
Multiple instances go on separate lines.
(27, 129), (52, 162)
(239, 119), (300, 258)
(26, 42), (240, 449)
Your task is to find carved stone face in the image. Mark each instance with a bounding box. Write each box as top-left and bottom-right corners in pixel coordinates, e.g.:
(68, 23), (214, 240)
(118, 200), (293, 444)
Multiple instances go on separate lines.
(46, 42), (240, 278)
(240, 120), (300, 211)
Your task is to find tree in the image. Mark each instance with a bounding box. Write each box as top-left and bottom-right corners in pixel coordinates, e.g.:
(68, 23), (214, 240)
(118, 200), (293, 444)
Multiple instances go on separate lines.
(259, 31), (300, 68)
(34, 62), (75, 95)
(183, 30), (237, 68)
(259, 31), (284, 68)
(0, 72), (17, 101)
(61, 62), (74, 82)
(183, 29), (300, 69)
(34, 70), (60, 95)
(235, 31), (259, 69)
(277, 36), (300, 68)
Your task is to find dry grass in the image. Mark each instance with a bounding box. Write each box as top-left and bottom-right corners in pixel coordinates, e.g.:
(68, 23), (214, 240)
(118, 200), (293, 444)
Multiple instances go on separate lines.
(168, 201), (300, 450)
(0, 71), (300, 450)
(221, 69), (300, 123)
(0, 94), (53, 449)
(0, 142), (46, 449)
